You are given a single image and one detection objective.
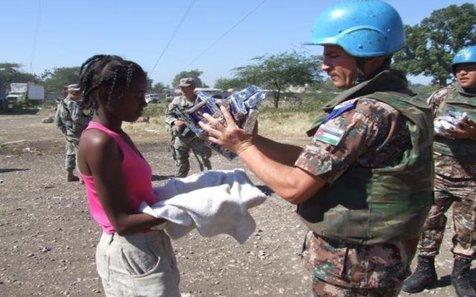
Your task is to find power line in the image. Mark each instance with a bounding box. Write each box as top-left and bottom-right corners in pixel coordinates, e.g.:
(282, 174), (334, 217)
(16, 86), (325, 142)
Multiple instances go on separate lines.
(185, 0), (267, 69)
(29, 0), (43, 73)
(149, 0), (197, 75)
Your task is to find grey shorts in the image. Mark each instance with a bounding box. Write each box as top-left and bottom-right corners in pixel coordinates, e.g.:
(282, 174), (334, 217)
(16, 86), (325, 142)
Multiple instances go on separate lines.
(96, 230), (181, 297)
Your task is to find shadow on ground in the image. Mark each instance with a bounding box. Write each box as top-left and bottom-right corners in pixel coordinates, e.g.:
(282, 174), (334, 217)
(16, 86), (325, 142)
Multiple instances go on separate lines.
(0, 108), (40, 115)
(0, 168), (30, 174)
(434, 268), (476, 289)
(151, 174), (174, 181)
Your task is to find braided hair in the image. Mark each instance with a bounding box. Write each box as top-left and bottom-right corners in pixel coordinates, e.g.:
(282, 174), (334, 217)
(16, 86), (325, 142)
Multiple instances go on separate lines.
(79, 55), (147, 110)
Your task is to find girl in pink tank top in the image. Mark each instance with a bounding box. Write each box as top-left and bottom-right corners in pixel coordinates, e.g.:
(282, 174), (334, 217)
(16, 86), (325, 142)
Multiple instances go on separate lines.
(77, 55), (180, 296)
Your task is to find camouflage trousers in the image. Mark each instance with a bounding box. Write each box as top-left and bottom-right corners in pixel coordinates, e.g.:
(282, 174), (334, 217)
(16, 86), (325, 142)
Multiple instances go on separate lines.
(302, 232), (417, 297)
(417, 173), (476, 259)
(65, 139), (79, 171)
(171, 135), (212, 178)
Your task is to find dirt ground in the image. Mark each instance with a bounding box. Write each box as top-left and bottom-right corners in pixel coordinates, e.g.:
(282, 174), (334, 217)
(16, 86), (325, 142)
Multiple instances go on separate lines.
(0, 112), (472, 297)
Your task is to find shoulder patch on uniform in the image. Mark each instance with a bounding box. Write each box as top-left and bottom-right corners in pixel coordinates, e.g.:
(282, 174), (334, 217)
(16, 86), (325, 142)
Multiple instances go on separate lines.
(314, 125), (345, 146)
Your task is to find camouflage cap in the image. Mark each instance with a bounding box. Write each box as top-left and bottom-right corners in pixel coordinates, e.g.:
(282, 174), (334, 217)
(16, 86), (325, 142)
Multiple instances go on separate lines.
(67, 84), (80, 92)
(179, 77), (195, 87)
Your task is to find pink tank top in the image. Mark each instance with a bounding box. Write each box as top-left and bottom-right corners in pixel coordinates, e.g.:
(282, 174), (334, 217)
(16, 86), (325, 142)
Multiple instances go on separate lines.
(80, 121), (157, 234)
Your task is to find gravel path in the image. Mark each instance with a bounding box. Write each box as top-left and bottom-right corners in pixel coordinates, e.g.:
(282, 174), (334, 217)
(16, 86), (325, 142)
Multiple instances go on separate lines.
(0, 113), (472, 296)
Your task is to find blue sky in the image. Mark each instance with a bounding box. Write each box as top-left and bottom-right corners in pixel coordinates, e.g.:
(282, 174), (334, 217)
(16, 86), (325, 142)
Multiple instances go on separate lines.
(0, 0), (470, 86)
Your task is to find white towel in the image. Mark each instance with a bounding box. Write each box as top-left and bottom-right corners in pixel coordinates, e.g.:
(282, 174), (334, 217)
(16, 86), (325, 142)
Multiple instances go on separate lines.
(139, 169), (266, 244)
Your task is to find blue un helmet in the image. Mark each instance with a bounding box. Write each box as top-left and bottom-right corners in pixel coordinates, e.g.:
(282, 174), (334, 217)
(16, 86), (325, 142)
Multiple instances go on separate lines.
(452, 45), (476, 73)
(309, 0), (405, 57)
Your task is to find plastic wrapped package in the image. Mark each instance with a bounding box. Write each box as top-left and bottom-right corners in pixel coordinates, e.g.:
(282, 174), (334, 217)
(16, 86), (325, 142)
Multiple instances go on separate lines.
(434, 111), (468, 135)
(172, 85), (267, 159)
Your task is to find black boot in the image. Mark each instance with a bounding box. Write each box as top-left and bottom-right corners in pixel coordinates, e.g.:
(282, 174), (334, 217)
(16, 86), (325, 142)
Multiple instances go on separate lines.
(402, 256), (438, 293)
(451, 257), (476, 297)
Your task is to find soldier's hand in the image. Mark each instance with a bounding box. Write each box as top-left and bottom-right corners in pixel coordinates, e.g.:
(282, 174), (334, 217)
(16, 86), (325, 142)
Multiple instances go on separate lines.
(199, 105), (253, 155)
(448, 118), (476, 141)
(174, 120), (186, 127)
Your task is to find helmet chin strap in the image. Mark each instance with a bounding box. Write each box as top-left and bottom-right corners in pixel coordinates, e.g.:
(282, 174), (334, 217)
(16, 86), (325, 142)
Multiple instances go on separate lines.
(354, 55), (393, 84)
(355, 58), (368, 84)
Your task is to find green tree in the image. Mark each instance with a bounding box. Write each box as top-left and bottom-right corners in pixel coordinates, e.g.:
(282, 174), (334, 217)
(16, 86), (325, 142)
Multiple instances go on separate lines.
(41, 67), (80, 93)
(394, 3), (476, 86)
(172, 70), (205, 88)
(408, 83), (439, 98)
(214, 77), (246, 91)
(0, 63), (39, 93)
(150, 82), (166, 93)
(232, 51), (323, 108)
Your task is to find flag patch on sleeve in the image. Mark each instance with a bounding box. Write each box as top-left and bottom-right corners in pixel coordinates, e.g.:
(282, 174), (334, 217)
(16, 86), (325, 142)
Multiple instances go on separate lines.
(314, 125), (345, 146)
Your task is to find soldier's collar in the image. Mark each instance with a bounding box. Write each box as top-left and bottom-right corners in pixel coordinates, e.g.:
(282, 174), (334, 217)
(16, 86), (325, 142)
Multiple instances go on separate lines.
(456, 83), (476, 97)
(322, 69), (410, 112)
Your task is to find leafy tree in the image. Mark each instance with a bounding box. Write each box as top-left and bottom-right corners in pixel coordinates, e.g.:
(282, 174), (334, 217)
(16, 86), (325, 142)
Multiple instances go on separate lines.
(214, 77), (246, 91)
(394, 3), (476, 86)
(309, 78), (339, 93)
(150, 82), (167, 93)
(408, 83), (439, 98)
(172, 70), (205, 88)
(0, 63), (39, 93)
(231, 51), (323, 108)
(41, 67), (80, 93)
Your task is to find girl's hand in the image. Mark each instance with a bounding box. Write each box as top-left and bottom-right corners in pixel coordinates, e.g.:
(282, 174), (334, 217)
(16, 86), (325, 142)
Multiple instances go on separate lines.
(199, 105), (254, 155)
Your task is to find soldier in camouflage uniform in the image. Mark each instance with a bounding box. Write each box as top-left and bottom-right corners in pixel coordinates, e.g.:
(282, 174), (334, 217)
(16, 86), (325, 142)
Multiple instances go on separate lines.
(165, 77), (212, 177)
(403, 45), (476, 297)
(199, 1), (433, 296)
(55, 84), (92, 182)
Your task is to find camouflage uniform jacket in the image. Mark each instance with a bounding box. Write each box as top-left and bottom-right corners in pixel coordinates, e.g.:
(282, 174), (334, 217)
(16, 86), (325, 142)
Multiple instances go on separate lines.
(54, 96), (92, 142)
(428, 83), (476, 179)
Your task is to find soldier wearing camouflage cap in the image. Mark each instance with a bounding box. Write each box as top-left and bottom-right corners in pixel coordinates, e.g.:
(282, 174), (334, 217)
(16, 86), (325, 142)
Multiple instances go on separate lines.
(403, 45), (476, 297)
(165, 77), (212, 177)
(199, 1), (433, 296)
(54, 83), (92, 181)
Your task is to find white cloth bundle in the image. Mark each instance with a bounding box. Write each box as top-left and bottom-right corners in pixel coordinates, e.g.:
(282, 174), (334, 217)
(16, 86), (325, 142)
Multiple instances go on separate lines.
(140, 169), (267, 244)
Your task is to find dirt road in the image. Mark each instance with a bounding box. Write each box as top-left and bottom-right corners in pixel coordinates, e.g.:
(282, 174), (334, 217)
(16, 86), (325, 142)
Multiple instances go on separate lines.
(0, 113), (471, 296)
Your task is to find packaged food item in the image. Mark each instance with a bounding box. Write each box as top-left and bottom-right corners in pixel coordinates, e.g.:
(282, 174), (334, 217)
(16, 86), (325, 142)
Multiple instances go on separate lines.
(173, 85), (267, 159)
(434, 111), (468, 135)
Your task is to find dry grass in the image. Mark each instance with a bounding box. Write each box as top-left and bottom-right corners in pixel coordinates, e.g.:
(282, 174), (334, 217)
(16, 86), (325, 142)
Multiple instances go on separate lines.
(122, 109), (319, 146)
(122, 116), (169, 143)
(259, 111), (318, 138)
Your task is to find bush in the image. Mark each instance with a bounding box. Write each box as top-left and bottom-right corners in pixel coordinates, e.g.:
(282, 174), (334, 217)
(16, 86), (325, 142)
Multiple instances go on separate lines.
(143, 102), (168, 117)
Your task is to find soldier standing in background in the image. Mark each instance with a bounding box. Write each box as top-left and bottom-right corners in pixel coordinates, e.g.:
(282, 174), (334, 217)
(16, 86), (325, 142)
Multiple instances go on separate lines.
(199, 1), (434, 296)
(403, 45), (476, 297)
(55, 84), (92, 182)
(165, 77), (212, 177)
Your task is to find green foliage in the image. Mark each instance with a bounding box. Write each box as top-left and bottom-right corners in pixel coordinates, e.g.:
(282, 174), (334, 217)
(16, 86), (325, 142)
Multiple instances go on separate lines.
(150, 81), (173, 97)
(394, 3), (476, 86)
(41, 67), (80, 93)
(214, 77), (246, 91)
(309, 78), (339, 93)
(172, 70), (206, 88)
(218, 51), (323, 108)
(142, 101), (168, 117)
(408, 83), (439, 98)
(0, 63), (39, 93)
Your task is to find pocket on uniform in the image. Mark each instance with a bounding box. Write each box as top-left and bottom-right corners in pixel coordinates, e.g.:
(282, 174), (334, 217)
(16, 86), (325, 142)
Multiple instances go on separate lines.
(96, 239), (110, 282)
(120, 243), (162, 278)
(306, 235), (348, 282)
